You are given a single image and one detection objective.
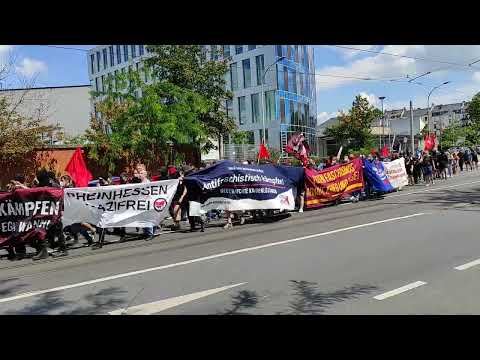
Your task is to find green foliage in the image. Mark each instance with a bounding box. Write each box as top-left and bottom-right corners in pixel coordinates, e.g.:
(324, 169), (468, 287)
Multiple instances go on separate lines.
(85, 69), (210, 173)
(324, 95), (381, 154)
(231, 131), (249, 144)
(145, 45), (236, 151)
(467, 92), (480, 126)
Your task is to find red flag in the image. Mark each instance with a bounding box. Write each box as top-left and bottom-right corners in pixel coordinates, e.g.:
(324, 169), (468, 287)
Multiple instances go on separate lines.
(65, 147), (93, 187)
(381, 145), (390, 158)
(424, 134), (435, 151)
(258, 143), (270, 160)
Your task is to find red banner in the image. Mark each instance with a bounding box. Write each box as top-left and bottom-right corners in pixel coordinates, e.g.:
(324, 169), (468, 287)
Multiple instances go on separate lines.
(305, 158), (364, 208)
(0, 188), (63, 246)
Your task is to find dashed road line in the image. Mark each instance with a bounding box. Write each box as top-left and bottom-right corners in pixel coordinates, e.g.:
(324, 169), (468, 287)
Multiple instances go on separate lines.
(454, 258), (480, 271)
(374, 281), (427, 300)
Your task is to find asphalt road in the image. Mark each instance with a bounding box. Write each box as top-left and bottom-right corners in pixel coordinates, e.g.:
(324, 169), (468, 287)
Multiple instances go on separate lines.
(2, 171), (480, 314)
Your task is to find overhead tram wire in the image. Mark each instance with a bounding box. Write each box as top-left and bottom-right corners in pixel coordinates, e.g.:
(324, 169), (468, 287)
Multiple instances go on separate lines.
(327, 45), (480, 73)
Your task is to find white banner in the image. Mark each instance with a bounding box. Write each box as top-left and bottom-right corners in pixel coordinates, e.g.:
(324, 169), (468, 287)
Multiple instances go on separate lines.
(63, 180), (179, 228)
(195, 188), (296, 212)
(383, 158), (408, 189)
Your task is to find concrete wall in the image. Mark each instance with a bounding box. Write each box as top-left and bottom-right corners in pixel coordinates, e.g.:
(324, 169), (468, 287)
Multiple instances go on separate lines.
(0, 85), (91, 137)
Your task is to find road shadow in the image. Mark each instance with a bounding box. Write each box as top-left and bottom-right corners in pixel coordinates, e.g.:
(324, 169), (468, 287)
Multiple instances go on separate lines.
(218, 281), (379, 315)
(0, 278), (28, 297)
(3, 286), (128, 315)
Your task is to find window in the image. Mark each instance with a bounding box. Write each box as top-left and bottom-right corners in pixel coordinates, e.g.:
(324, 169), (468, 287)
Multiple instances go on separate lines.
(103, 48), (108, 69)
(128, 65), (133, 87)
(123, 45), (128, 62)
(265, 91), (276, 122)
(230, 63), (238, 91)
(222, 45), (230, 58)
(283, 66), (288, 91)
(90, 54), (95, 74)
(251, 93), (260, 123)
(96, 51), (101, 72)
(210, 45), (218, 61)
(109, 46), (114, 67)
(238, 96), (247, 125)
(144, 66), (149, 82)
(235, 45), (243, 55)
(280, 98), (286, 123)
(242, 59), (251, 88)
(258, 129), (268, 144)
(114, 70), (119, 90)
(248, 45), (256, 51)
(117, 45), (122, 65)
(276, 45), (283, 57)
(288, 68), (297, 93)
(294, 45), (299, 63)
(200, 46), (207, 63)
(139, 45), (145, 56)
(299, 72), (304, 96)
(256, 55), (264, 86)
(136, 62), (140, 73)
(101, 75), (105, 92)
(95, 77), (99, 92)
(131, 45), (136, 58)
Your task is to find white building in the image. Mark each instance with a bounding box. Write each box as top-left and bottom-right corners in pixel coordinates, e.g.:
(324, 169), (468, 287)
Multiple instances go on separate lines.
(87, 45), (318, 159)
(0, 85), (91, 140)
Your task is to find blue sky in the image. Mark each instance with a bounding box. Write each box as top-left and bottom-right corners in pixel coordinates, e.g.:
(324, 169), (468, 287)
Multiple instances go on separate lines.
(2, 45), (480, 125)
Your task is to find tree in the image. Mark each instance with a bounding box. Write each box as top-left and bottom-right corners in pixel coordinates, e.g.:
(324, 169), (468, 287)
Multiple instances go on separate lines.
(85, 70), (210, 173)
(324, 95), (382, 153)
(0, 49), (59, 175)
(145, 45), (236, 154)
(467, 92), (480, 127)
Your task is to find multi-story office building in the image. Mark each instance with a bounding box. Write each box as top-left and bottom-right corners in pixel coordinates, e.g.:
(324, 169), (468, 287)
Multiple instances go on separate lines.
(87, 45), (318, 157)
(87, 45), (151, 116)
(207, 45), (318, 156)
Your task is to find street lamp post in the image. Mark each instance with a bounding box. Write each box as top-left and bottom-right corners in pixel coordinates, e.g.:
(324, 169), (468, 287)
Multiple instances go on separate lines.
(427, 81), (450, 134)
(261, 56), (286, 144)
(379, 96), (386, 148)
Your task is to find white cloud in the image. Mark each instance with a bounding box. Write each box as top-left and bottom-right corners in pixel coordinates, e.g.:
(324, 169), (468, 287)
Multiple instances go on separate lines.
(315, 45), (480, 90)
(317, 111), (342, 125)
(359, 92), (380, 108)
(15, 57), (47, 78)
(473, 72), (480, 83)
(335, 45), (378, 59)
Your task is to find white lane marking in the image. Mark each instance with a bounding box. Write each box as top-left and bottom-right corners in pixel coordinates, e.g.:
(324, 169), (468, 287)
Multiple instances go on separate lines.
(374, 281), (427, 300)
(0, 212), (426, 305)
(454, 258), (480, 271)
(109, 282), (245, 315)
(388, 180), (480, 199)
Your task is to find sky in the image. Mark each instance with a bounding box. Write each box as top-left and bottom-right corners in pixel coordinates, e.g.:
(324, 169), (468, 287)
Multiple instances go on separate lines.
(2, 45), (480, 126)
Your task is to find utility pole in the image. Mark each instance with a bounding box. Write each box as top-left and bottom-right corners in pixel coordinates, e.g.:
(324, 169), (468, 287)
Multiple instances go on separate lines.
(379, 96), (386, 148)
(410, 101), (414, 154)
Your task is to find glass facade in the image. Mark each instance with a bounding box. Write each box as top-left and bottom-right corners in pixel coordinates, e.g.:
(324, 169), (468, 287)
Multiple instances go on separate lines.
(238, 96), (246, 125)
(251, 93), (260, 123)
(242, 59), (251, 88)
(109, 46), (114, 67)
(275, 45), (317, 154)
(235, 45), (243, 55)
(256, 55), (264, 85)
(103, 48), (108, 69)
(90, 54), (95, 74)
(131, 45), (136, 58)
(123, 45), (128, 62)
(116, 45), (122, 64)
(222, 45), (230, 58)
(230, 63), (238, 91)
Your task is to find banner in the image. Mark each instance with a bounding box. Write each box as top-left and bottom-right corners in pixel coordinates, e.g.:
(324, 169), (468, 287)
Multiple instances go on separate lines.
(383, 158), (408, 189)
(63, 180), (179, 228)
(363, 159), (394, 193)
(304, 158), (364, 208)
(185, 161), (304, 212)
(0, 188), (63, 246)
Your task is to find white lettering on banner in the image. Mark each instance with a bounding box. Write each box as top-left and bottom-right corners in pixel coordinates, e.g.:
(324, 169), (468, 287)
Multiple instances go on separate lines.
(383, 158), (409, 189)
(0, 201), (60, 217)
(63, 180), (179, 228)
(201, 174), (285, 191)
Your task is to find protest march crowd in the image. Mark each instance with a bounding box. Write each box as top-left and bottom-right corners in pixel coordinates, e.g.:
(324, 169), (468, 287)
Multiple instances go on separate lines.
(1, 132), (479, 262)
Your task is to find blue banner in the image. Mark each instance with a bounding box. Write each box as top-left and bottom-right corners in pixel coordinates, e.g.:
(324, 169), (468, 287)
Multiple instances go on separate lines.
(362, 159), (394, 193)
(185, 160), (304, 211)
